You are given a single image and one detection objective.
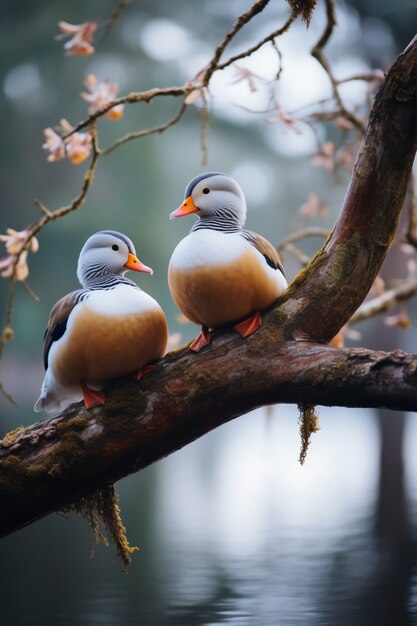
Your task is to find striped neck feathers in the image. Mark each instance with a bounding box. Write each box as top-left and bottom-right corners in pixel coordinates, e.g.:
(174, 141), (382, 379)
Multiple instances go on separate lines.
(79, 264), (139, 290)
(191, 207), (244, 233)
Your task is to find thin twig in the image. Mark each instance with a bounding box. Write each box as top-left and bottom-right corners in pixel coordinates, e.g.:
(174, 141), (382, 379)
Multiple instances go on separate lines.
(0, 278), (16, 362)
(203, 0), (271, 83)
(23, 281), (40, 302)
(280, 243), (311, 266)
(216, 11), (297, 72)
(199, 96), (211, 167)
(271, 39), (284, 81)
(100, 101), (188, 156)
(277, 227), (330, 250)
(34, 200), (53, 219)
(350, 278), (417, 324)
(311, 0), (365, 133)
(0, 380), (17, 406)
(277, 227), (330, 268)
(96, 0), (134, 45)
(67, 86), (194, 137)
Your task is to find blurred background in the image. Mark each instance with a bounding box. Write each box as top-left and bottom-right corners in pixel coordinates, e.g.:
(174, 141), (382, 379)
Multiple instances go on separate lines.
(1, 0), (417, 624)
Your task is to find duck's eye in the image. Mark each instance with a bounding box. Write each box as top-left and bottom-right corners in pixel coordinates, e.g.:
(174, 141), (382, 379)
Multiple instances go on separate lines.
(203, 187), (210, 194)
(112, 244), (119, 251)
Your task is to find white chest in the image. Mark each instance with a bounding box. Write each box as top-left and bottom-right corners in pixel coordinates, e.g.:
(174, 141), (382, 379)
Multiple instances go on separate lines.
(83, 284), (159, 317)
(169, 230), (245, 270)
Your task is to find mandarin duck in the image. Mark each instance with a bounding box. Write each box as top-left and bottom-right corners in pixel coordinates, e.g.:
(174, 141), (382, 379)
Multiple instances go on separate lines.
(35, 230), (168, 413)
(168, 172), (288, 352)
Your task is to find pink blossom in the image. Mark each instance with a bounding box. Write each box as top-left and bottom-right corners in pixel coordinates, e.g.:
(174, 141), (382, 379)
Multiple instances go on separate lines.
(336, 146), (354, 171)
(266, 101), (301, 133)
(0, 228), (39, 255)
(299, 192), (328, 220)
(57, 21), (97, 56)
(384, 309), (412, 329)
(311, 142), (335, 172)
(184, 87), (207, 106)
(42, 119), (92, 165)
(231, 64), (264, 93)
(334, 116), (354, 131)
(81, 74), (124, 120)
(42, 128), (66, 162)
(368, 275), (385, 298)
(331, 324), (362, 348)
(0, 228), (39, 281)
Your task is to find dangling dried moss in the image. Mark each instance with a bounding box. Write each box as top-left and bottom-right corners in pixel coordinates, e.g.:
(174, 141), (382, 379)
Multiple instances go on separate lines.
(60, 484), (138, 571)
(298, 403), (320, 464)
(286, 0), (318, 27)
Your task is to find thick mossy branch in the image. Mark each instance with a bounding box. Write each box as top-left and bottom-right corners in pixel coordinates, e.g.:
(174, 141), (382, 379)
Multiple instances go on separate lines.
(1, 339), (417, 541)
(278, 37), (417, 343)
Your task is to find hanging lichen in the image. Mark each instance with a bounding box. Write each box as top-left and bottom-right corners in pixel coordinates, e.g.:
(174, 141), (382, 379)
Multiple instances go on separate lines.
(59, 484), (138, 571)
(298, 403), (320, 464)
(286, 0), (318, 27)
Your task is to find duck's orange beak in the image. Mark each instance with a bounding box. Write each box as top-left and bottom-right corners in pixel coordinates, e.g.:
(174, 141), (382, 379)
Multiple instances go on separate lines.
(124, 252), (153, 274)
(170, 195), (199, 220)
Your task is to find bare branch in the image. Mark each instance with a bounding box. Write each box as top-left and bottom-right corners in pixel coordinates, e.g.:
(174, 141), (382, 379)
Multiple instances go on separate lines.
(96, 0), (134, 45)
(100, 100), (188, 156)
(277, 227), (330, 250)
(203, 0), (272, 83)
(280, 242), (311, 265)
(67, 85), (194, 136)
(216, 11), (297, 72)
(351, 277), (417, 324)
(311, 0), (365, 132)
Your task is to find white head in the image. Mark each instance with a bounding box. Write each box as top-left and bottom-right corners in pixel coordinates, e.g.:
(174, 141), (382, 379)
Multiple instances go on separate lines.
(76, 230), (153, 288)
(170, 172), (247, 229)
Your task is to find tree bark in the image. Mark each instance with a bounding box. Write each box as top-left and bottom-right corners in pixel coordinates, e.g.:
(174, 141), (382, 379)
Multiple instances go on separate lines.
(1, 37), (417, 538)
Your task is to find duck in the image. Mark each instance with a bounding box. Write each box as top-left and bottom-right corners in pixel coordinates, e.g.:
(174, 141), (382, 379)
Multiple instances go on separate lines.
(168, 172), (287, 352)
(34, 230), (168, 413)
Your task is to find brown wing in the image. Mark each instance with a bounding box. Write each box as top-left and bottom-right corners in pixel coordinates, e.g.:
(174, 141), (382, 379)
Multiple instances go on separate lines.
(43, 290), (85, 369)
(242, 230), (286, 278)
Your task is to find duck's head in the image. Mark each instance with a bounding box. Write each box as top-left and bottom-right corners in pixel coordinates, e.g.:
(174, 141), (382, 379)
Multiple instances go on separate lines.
(170, 172), (247, 228)
(77, 230), (153, 287)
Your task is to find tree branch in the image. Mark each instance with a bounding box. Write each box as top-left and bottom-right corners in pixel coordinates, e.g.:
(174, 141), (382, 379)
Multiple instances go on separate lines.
(351, 277), (417, 324)
(1, 332), (416, 539)
(280, 36), (417, 342)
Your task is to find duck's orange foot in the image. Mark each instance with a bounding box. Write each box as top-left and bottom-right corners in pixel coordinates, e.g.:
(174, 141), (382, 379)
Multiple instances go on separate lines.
(189, 326), (211, 352)
(233, 311), (262, 337)
(132, 364), (157, 381)
(80, 382), (105, 409)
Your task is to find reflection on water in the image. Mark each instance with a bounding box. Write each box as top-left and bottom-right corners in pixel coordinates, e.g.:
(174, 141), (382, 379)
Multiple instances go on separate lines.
(2, 406), (417, 625)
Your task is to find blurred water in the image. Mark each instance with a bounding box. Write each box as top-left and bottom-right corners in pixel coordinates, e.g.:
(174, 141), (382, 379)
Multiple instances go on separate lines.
(2, 405), (417, 625)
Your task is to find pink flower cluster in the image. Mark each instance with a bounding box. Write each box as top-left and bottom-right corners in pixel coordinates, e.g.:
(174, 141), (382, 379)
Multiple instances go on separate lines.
(57, 21), (97, 56)
(0, 228), (39, 281)
(43, 119), (92, 165)
(81, 74), (124, 119)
